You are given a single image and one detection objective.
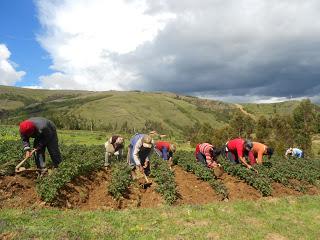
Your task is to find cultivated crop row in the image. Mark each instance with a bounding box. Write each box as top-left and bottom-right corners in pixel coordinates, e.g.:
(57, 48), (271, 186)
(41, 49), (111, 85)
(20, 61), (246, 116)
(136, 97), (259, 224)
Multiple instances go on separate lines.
(174, 151), (229, 199)
(150, 155), (178, 204)
(37, 145), (104, 202)
(108, 162), (132, 200)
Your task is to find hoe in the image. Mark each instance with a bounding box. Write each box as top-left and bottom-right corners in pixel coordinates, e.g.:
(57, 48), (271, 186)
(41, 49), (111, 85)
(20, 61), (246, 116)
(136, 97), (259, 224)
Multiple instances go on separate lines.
(15, 149), (37, 173)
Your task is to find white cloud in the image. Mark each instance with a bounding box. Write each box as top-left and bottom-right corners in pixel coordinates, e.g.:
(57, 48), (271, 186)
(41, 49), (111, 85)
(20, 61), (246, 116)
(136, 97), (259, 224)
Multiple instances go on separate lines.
(36, 0), (175, 90)
(35, 0), (320, 103)
(0, 44), (26, 85)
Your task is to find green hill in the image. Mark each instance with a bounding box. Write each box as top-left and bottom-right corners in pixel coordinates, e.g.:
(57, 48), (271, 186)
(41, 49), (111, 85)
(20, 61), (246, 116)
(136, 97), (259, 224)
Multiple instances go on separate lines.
(0, 85), (317, 136)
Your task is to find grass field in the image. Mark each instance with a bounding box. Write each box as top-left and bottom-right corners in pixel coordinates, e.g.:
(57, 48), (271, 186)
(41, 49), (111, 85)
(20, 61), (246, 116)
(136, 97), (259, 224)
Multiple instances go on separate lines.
(1, 196), (319, 239)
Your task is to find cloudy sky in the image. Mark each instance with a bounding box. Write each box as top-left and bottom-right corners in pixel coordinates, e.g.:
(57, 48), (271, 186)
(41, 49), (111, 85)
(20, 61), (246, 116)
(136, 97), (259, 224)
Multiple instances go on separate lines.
(0, 0), (320, 102)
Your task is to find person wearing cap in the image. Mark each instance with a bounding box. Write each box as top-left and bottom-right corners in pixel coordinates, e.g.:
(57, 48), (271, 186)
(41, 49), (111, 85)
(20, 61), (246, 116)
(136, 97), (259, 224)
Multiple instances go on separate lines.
(155, 141), (176, 166)
(285, 147), (304, 159)
(225, 138), (255, 169)
(195, 143), (221, 169)
(127, 133), (153, 176)
(251, 142), (274, 164)
(104, 135), (124, 168)
(19, 117), (62, 174)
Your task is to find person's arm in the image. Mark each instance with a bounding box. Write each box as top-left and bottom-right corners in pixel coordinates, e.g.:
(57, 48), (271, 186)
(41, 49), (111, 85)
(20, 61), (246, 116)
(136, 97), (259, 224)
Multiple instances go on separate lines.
(162, 147), (168, 160)
(20, 133), (31, 151)
(204, 149), (217, 168)
(132, 140), (142, 166)
(256, 151), (263, 164)
(20, 133), (35, 158)
(237, 147), (251, 168)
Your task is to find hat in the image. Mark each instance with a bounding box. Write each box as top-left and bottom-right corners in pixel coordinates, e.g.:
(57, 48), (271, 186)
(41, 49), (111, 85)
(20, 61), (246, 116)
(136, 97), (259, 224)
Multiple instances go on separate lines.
(142, 135), (153, 148)
(170, 144), (176, 152)
(19, 120), (36, 136)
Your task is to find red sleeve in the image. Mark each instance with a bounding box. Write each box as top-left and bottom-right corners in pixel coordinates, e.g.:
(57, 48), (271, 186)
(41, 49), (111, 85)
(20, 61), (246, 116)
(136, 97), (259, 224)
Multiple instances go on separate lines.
(237, 142), (244, 158)
(248, 151), (256, 165)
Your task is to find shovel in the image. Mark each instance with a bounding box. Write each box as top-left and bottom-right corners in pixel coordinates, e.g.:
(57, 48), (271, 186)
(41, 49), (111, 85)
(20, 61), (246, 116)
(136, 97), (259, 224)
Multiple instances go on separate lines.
(135, 169), (152, 188)
(15, 149), (36, 173)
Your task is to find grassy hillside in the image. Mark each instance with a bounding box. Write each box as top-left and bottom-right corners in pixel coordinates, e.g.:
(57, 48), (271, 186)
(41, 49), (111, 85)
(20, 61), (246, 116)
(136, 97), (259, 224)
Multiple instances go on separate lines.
(242, 101), (302, 118)
(0, 86), (238, 136)
(0, 85), (317, 136)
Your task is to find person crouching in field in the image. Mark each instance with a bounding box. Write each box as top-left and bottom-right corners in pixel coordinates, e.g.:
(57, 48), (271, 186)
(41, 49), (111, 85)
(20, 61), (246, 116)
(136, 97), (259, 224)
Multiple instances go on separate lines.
(104, 135), (124, 169)
(155, 141), (176, 167)
(195, 143), (221, 169)
(285, 147), (304, 159)
(19, 117), (62, 175)
(225, 138), (255, 170)
(251, 142), (274, 164)
(127, 133), (153, 177)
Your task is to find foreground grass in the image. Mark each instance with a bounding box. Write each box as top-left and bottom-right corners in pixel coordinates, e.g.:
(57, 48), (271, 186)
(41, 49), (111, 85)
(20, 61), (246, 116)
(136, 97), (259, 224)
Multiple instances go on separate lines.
(1, 196), (320, 239)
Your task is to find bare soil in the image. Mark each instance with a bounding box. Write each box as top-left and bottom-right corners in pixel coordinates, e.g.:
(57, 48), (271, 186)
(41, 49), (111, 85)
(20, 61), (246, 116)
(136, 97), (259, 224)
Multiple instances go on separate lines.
(0, 167), (319, 210)
(173, 166), (221, 205)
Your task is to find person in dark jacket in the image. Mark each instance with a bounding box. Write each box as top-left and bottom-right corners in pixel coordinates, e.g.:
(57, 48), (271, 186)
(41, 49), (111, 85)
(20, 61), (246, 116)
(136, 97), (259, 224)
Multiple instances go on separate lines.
(19, 117), (62, 173)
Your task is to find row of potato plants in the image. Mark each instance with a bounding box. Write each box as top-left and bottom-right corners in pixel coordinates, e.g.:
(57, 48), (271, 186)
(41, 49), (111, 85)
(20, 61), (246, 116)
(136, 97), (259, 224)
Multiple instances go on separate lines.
(0, 140), (24, 176)
(174, 151), (229, 199)
(255, 157), (320, 191)
(150, 154), (178, 204)
(36, 144), (104, 202)
(218, 156), (273, 196)
(107, 162), (132, 200)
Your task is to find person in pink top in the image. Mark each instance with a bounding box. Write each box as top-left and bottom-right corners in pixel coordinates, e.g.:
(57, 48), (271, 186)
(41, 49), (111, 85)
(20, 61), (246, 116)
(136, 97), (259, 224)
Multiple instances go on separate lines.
(225, 138), (255, 170)
(195, 143), (221, 169)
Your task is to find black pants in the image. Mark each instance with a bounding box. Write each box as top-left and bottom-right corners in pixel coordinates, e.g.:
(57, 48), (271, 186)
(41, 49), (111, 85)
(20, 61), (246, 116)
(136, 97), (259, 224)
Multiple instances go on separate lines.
(196, 152), (207, 166)
(34, 131), (62, 168)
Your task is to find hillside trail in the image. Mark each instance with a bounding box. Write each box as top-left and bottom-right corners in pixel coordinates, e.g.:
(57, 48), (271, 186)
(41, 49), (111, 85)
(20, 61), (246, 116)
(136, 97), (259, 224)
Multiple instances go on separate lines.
(234, 103), (255, 119)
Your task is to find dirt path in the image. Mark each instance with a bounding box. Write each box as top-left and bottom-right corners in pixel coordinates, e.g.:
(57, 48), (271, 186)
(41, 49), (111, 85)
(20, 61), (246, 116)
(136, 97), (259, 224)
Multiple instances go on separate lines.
(173, 166), (221, 205)
(234, 103), (255, 119)
(219, 174), (262, 200)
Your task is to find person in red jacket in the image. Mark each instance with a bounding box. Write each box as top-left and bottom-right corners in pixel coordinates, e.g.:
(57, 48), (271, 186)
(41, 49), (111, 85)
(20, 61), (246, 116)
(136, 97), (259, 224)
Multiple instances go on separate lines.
(155, 141), (176, 166)
(225, 138), (255, 169)
(195, 143), (221, 169)
(19, 117), (62, 175)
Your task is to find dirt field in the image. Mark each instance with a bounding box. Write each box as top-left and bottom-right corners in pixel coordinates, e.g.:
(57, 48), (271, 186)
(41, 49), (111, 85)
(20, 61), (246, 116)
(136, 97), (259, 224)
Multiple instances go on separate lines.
(0, 166), (319, 210)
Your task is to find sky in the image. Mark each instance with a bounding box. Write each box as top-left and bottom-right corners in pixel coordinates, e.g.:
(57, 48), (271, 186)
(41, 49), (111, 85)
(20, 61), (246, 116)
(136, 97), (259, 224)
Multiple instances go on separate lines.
(0, 0), (320, 103)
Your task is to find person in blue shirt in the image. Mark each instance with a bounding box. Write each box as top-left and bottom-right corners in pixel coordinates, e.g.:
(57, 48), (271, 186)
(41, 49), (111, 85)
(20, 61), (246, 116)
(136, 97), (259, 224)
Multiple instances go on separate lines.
(127, 133), (153, 177)
(285, 147), (304, 158)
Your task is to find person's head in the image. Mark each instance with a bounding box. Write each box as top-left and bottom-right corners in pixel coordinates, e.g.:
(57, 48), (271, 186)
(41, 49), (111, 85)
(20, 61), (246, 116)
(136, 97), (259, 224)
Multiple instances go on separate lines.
(116, 137), (124, 145)
(19, 120), (36, 136)
(212, 147), (222, 158)
(266, 147), (274, 159)
(244, 140), (253, 151)
(170, 144), (176, 153)
(142, 135), (153, 148)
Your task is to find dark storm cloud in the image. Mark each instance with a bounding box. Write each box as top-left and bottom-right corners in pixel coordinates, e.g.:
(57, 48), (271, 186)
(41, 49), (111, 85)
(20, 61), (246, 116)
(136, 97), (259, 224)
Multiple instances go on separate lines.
(118, 0), (320, 100)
